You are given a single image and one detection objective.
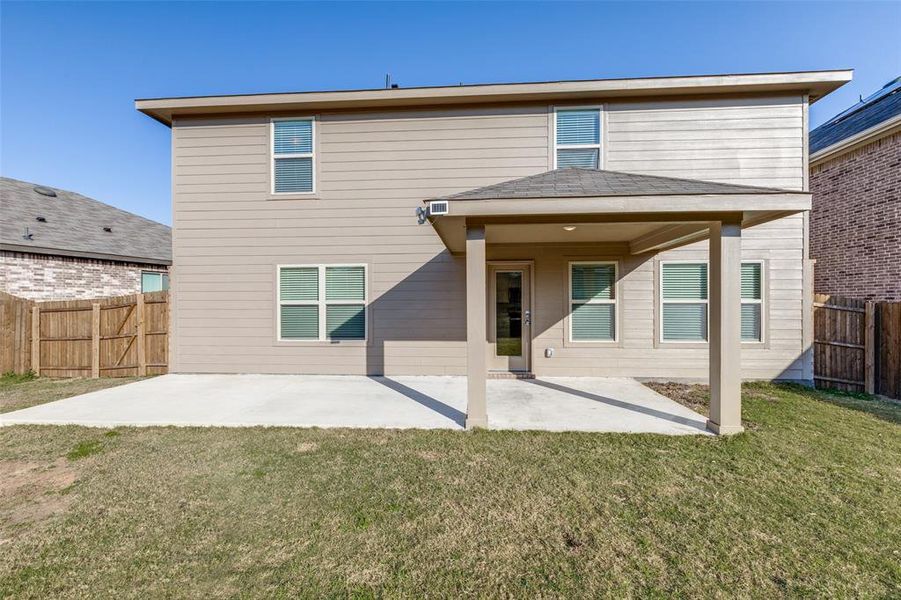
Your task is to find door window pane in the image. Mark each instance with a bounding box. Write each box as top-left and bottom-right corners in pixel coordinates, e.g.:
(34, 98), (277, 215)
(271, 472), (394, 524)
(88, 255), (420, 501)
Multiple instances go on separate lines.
(495, 272), (522, 357)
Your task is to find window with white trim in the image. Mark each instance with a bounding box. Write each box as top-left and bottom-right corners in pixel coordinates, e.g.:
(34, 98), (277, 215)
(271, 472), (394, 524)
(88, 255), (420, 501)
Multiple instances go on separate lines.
(741, 262), (763, 342)
(141, 271), (169, 292)
(278, 265), (366, 341)
(661, 262), (708, 342)
(555, 108), (601, 169)
(272, 118), (314, 194)
(569, 262), (616, 341)
(660, 261), (765, 343)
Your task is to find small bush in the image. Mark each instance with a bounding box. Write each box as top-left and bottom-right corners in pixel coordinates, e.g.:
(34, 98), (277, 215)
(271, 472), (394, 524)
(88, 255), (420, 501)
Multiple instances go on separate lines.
(0, 370), (37, 384)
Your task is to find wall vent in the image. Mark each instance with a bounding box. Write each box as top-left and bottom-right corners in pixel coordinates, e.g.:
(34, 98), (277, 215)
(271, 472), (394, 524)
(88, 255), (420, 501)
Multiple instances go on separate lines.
(428, 201), (449, 216)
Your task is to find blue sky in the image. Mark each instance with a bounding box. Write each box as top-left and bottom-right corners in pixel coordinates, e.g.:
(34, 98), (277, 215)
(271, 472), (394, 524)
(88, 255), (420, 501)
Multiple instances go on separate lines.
(2, 1), (899, 226)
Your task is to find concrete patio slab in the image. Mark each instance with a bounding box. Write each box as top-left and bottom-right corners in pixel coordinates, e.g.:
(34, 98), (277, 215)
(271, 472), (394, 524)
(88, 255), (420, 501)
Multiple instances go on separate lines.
(0, 374), (709, 435)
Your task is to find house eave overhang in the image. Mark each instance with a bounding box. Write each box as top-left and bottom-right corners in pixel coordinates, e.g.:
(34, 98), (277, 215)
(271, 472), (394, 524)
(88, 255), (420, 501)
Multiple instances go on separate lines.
(136, 70), (852, 127)
(0, 243), (172, 266)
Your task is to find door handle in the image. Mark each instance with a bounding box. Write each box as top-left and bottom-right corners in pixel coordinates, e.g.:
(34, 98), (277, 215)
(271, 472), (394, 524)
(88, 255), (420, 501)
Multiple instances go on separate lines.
(524, 310), (532, 326)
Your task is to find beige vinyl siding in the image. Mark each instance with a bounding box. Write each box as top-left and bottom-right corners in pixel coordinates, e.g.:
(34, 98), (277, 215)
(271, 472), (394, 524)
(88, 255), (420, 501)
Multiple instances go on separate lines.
(605, 96), (805, 190)
(171, 105), (549, 374)
(171, 95), (807, 380)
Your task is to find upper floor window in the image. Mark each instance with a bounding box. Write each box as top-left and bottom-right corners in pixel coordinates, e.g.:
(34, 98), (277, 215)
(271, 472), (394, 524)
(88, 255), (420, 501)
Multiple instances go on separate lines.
(555, 108), (601, 169)
(141, 271), (169, 293)
(272, 118), (314, 194)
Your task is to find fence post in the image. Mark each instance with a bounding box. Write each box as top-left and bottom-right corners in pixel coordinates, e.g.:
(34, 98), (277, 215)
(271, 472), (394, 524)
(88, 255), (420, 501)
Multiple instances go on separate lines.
(136, 294), (147, 376)
(91, 303), (101, 379)
(865, 302), (876, 395)
(31, 306), (40, 376)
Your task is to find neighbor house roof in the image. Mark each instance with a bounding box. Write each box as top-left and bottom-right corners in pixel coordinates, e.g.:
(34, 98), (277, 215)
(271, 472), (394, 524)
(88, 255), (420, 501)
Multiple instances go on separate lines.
(435, 168), (794, 202)
(136, 70), (853, 126)
(0, 177), (171, 265)
(810, 77), (901, 162)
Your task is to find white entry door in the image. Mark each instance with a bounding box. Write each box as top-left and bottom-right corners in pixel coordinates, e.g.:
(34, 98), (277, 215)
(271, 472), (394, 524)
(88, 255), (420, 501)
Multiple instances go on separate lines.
(487, 263), (531, 372)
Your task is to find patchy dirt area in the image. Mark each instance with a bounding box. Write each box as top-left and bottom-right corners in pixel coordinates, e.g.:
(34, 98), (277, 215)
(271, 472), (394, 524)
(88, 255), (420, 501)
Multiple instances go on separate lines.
(0, 458), (78, 544)
(643, 382), (710, 416)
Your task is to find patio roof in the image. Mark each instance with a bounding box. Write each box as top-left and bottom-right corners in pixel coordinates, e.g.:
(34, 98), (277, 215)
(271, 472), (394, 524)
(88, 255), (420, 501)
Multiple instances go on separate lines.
(424, 168), (811, 254)
(436, 167), (793, 201)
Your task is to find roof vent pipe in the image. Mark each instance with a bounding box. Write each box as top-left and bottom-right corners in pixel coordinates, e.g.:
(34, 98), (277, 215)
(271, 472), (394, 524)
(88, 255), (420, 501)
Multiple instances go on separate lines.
(33, 186), (57, 197)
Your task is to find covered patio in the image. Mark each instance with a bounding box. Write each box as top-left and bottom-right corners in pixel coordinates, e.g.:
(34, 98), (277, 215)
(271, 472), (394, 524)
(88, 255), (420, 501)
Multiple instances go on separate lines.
(424, 168), (812, 434)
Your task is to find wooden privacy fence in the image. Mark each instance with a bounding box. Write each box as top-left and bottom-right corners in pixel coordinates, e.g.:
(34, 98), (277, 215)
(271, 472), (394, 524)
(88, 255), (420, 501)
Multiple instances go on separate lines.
(0, 291), (169, 378)
(814, 293), (901, 399)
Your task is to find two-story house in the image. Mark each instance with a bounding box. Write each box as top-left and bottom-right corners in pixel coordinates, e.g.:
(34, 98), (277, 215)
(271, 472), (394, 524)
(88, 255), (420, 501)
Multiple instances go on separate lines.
(137, 69), (851, 433)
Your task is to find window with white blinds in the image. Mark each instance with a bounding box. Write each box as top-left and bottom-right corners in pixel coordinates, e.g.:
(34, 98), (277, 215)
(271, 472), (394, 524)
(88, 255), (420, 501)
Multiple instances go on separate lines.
(570, 262), (616, 342)
(661, 263), (708, 342)
(278, 265), (366, 340)
(741, 262), (763, 342)
(660, 261), (765, 343)
(272, 118), (314, 193)
(555, 108), (601, 169)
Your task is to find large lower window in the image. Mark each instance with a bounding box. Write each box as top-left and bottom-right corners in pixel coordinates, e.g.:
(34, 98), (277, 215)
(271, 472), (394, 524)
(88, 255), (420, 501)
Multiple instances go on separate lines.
(555, 108), (601, 168)
(272, 118), (314, 194)
(741, 262), (763, 342)
(570, 262), (616, 341)
(278, 265), (366, 341)
(660, 261), (765, 343)
(661, 262), (708, 342)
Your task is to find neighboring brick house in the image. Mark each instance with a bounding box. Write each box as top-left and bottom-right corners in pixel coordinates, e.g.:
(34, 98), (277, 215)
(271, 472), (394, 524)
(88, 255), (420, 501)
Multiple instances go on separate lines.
(0, 177), (171, 300)
(809, 77), (901, 301)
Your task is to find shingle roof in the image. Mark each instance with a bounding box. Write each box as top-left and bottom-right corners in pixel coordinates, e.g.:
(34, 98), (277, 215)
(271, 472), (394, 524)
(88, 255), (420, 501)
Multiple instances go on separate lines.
(1, 177), (171, 264)
(810, 77), (901, 154)
(436, 168), (793, 202)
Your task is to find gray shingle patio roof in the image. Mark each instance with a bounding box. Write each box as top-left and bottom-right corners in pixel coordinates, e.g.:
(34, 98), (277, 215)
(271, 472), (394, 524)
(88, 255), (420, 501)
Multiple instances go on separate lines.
(1, 177), (171, 265)
(810, 77), (901, 154)
(436, 168), (793, 202)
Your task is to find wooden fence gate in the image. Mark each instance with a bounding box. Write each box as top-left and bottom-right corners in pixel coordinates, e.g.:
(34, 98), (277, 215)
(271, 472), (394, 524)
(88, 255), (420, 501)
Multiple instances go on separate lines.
(0, 291), (169, 378)
(814, 293), (901, 399)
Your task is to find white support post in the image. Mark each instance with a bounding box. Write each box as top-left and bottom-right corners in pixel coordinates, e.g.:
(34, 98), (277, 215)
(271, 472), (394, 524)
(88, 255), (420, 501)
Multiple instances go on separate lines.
(708, 219), (744, 435)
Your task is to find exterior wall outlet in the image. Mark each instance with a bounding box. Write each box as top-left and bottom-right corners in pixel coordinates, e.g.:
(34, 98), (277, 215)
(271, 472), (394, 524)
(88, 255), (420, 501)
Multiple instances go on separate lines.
(545, 348), (555, 358)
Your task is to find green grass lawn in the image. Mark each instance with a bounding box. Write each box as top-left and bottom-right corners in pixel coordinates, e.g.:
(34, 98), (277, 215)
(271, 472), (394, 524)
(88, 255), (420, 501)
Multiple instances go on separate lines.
(1, 380), (899, 597)
(0, 373), (144, 414)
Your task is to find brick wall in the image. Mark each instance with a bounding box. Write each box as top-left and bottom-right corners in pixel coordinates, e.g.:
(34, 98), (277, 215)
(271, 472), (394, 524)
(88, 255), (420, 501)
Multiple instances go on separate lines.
(810, 131), (901, 301)
(0, 250), (169, 301)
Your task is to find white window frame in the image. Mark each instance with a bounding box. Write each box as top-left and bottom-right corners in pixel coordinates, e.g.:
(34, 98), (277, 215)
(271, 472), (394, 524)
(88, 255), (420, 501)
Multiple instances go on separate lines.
(552, 106), (603, 169)
(270, 117), (316, 196)
(277, 264), (367, 342)
(141, 270), (169, 293)
(568, 261), (618, 343)
(658, 260), (767, 344)
(741, 260), (766, 344)
(659, 260), (710, 344)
